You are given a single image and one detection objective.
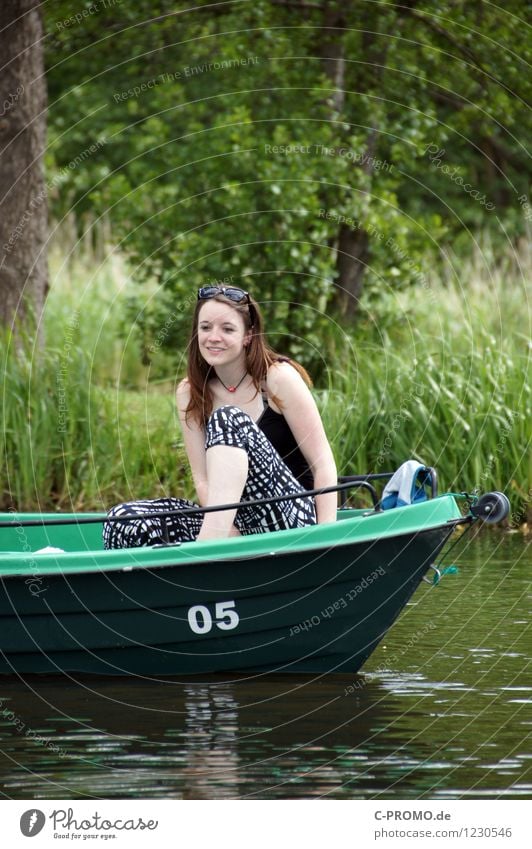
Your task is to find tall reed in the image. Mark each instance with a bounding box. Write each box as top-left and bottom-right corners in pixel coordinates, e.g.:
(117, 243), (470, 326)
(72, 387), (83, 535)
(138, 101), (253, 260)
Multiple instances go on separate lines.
(317, 246), (531, 523)
(0, 327), (189, 511)
(2, 236), (530, 523)
(0, 241), (190, 511)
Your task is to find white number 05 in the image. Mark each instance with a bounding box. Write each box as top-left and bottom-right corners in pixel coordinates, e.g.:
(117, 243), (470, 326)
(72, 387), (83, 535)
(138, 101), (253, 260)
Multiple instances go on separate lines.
(187, 600), (239, 635)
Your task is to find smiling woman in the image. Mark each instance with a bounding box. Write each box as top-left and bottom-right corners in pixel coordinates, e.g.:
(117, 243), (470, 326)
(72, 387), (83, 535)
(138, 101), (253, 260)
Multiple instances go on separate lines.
(103, 287), (337, 548)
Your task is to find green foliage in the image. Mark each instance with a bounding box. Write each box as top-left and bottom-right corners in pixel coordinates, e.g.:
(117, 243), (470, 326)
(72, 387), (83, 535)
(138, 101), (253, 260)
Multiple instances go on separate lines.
(1, 242), (529, 522)
(8, 3), (527, 518)
(318, 251), (531, 521)
(43, 0), (531, 362)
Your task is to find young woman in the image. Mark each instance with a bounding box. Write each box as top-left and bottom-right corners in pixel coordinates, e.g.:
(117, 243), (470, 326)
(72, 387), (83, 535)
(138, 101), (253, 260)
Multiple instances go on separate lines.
(103, 286), (337, 548)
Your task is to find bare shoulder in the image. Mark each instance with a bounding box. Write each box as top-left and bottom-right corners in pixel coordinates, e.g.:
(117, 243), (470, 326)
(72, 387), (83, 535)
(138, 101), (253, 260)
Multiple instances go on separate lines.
(176, 378), (191, 423)
(266, 359), (307, 393)
(176, 377), (190, 401)
(266, 360), (306, 388)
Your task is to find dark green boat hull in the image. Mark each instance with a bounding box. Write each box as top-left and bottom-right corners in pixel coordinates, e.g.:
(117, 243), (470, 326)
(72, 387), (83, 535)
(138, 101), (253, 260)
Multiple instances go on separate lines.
(0, 497), (462, 676)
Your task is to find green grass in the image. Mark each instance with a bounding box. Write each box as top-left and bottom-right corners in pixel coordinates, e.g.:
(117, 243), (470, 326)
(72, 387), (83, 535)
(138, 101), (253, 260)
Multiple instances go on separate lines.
(1, 244), (191, 511)
(0, 333), (191, 511)
(318, 339), (530, 515)
(1, 236), (530, 524)
(317, 244), (531, 523)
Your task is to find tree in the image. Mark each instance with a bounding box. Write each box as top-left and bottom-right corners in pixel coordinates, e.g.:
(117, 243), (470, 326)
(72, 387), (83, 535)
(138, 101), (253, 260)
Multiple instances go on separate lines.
(43, 0), (531, 363)
(0, 0), (48, 331)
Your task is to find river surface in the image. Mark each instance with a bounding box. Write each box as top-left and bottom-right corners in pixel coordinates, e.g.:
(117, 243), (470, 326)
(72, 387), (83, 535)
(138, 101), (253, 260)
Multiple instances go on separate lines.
(0, 533), (530, 800)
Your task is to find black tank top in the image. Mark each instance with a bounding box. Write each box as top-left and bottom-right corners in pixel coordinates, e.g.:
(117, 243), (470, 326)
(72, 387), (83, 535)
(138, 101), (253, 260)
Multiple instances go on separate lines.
(257, 401), (314, 491)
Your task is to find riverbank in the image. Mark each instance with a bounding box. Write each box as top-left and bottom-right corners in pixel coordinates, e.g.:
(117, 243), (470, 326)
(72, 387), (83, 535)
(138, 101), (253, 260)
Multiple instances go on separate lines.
(1, 241), (530, 523)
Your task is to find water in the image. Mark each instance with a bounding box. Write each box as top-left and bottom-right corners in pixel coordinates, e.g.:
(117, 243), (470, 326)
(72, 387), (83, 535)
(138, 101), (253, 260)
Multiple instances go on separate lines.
(0, 533), (529, 800)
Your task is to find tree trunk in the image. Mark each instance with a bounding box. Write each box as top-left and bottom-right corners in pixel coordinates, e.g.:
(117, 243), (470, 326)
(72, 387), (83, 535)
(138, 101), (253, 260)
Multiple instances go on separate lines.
(333, 126), (379, 319)
(318, 0), (347, 116)
(335, 223), (370, 316)
(277, 0), (371, 319)
(328, 18), (389, 318)
(0, 0), (48, 332)
(316, 1), (364, 318)
(316, 1), (381, 318)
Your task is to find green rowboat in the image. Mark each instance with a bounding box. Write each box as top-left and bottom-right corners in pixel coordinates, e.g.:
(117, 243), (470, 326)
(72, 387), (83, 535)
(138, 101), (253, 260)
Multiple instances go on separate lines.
(0, 486), (507, 677)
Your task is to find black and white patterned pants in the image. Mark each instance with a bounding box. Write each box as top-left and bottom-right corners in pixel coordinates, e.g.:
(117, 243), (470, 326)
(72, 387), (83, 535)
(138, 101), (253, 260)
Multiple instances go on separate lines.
(103, 405), (316, 549)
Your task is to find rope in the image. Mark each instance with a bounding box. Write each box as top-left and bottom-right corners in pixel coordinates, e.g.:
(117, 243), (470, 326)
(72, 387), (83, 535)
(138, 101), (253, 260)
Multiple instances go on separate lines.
(431, 516), (478, 584)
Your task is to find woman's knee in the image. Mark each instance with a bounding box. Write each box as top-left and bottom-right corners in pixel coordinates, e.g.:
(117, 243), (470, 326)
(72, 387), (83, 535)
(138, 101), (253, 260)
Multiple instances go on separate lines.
(206, 405), (255, 449)
(208, 405), (252, 428)
(106, 503), (128, 519)
(103, 502), (149, 549)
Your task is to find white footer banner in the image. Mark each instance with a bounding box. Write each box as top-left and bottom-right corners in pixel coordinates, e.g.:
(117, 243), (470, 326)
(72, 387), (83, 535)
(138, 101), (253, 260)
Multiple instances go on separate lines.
(2, 799), (529, 848)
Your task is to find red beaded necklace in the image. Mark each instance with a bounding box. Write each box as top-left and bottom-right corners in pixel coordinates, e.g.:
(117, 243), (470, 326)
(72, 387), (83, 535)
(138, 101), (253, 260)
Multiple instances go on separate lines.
(217, 372), (248, 393)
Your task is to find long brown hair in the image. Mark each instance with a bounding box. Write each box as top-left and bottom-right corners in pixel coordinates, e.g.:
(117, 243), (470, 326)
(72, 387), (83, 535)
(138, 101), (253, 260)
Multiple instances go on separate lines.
(185, 292), (312, 425)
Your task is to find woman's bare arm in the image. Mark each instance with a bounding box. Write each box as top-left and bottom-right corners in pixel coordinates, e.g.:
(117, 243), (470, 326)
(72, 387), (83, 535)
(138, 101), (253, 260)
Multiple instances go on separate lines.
(176, 379), (209, 506)
(266, 363), (338, 524)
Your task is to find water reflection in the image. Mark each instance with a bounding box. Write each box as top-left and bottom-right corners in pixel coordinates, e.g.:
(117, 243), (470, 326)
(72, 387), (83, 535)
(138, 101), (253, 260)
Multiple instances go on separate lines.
(2, 670), (522, 800)
(180, 684), (240, 798)
(0, 535), (530, 799)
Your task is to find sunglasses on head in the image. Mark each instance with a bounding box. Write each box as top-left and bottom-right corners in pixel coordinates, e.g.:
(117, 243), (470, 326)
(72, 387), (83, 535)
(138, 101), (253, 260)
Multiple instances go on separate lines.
(197, 286), (250, 304)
